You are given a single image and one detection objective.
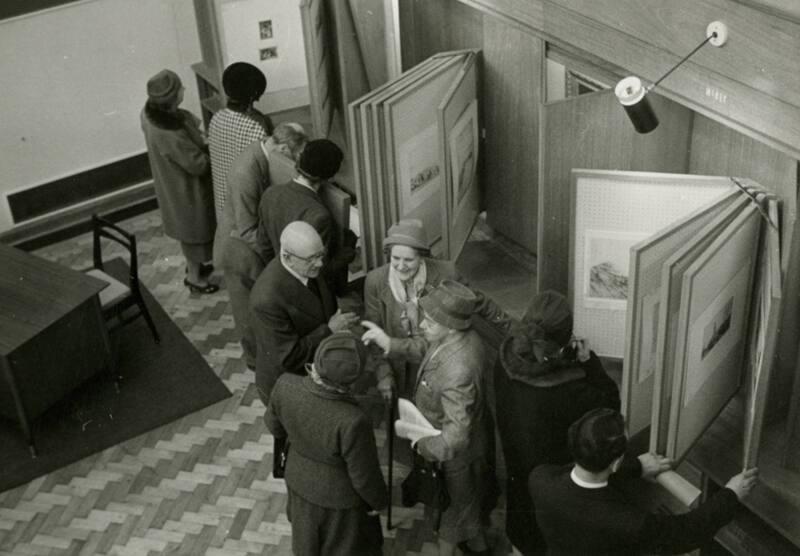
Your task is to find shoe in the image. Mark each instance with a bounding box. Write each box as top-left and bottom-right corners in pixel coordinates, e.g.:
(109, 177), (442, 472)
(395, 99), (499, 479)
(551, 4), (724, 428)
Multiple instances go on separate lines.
(185, 264), (214, 277)
(184, 278), (219, 294)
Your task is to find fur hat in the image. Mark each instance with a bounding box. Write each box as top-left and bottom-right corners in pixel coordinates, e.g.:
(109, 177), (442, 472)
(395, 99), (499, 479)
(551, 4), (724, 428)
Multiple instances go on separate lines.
(314, 333), (367, 386)
(419, 280), (476, 331)
(382, 219), (430, 253)
(222, 62), (267, 104)
(147, 69), (182, 105)
(568, 408), (627, 472)
(296, 139), (343, 181)
(524, 290), (573, 346)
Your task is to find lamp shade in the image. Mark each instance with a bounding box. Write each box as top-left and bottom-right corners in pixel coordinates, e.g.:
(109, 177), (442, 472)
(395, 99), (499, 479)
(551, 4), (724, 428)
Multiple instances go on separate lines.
(615, 76), (659, 134)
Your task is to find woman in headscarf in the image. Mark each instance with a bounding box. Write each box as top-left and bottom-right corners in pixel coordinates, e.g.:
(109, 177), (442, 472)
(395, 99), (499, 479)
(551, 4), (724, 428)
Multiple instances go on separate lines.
(140, 69), (218, 294)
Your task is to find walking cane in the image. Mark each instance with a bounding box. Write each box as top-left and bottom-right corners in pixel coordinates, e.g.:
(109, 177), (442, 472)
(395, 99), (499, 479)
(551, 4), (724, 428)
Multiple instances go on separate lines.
(386, 392), (395, 530)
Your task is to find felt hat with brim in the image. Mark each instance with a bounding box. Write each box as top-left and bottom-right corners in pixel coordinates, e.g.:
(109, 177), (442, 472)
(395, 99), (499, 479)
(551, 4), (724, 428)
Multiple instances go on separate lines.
(382, 219), (430, 252)
(223, 62), (267, 103)
(314, 332), (367, 386)
(147, 69), (182, 105)
(419, 279), (475, 331)
(296, 139), (343, 180)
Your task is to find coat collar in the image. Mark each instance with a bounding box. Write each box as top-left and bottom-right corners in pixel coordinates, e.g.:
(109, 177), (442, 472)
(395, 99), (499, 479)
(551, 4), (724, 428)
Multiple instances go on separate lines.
(274, 260), (334, 320)
(302, 376), (359, 405)
(376, 257), (448, 307)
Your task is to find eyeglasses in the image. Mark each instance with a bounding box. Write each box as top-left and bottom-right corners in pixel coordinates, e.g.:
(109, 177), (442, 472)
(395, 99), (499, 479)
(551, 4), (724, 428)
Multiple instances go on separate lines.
(285, 248), (326, 263)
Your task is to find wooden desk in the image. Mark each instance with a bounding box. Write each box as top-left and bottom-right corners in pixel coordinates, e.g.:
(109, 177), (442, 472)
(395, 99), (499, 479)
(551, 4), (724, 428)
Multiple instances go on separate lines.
(0, 244), (112, 456)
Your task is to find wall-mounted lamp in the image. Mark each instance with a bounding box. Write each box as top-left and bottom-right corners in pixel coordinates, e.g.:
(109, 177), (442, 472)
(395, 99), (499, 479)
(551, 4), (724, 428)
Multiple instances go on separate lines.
(615, 21), (728, 134)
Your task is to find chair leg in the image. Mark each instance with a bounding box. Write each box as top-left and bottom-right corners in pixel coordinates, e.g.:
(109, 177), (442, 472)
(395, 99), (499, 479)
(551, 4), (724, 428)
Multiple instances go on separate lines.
(136, 295), (160, 344)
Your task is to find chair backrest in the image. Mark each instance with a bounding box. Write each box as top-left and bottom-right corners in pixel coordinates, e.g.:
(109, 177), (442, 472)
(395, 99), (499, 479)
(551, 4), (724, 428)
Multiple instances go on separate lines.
(91, 214), (138, 284)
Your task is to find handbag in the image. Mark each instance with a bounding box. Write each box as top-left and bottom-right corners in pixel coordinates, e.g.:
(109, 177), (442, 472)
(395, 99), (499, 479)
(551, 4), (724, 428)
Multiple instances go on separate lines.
(401, 453), (450, 530)
(273, 436), (290, 479)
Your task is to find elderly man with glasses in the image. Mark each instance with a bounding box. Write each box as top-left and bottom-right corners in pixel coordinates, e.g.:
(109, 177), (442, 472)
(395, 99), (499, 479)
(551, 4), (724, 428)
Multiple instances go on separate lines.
(250, 221), (359, 406)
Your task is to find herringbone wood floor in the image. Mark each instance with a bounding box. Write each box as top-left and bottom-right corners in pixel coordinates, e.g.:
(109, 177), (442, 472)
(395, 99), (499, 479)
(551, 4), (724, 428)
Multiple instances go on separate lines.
(0, 211), (522, 555)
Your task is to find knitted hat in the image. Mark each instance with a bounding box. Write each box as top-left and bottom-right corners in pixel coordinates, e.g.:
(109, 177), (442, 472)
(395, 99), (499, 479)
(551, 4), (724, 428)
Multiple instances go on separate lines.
(222, 62), (267, 103)
(147, 69), (182, 105)
(382, 219), (430, 253)
(314, 333), (367, 386)
(296, 139), (343, 181)
(419, 280), (476, 331)
(568, 408), (627, 472)
(524, 290), (573, 347)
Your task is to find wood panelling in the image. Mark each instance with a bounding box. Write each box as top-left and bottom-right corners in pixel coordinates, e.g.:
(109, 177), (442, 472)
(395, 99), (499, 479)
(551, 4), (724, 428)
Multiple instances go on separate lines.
(689, 114), (800, 420)
(551, 0), (800, 109)
(331, 0), (371, 107)
(483, 18), (542, 252)
(538, 90), (693, 293)
(454, 0), (800, 160)
(347, 0), (388, 89)
(398, 0), (483, 70)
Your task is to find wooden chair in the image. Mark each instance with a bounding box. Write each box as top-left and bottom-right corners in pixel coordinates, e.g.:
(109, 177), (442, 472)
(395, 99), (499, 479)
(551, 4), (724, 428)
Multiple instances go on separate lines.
(85, 214), (160, 344)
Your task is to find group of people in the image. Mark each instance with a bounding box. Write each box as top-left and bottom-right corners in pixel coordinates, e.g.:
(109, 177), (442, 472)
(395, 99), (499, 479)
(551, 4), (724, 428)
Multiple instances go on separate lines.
(141, 62), (759, 556)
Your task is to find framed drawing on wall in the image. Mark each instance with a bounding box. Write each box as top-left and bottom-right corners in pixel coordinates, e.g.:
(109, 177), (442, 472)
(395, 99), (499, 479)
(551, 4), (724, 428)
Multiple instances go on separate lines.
(666, 203), (762, 461)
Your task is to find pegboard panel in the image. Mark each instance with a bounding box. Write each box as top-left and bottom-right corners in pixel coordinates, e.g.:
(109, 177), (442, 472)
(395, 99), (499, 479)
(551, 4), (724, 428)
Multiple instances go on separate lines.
(571, 170), (734, 358)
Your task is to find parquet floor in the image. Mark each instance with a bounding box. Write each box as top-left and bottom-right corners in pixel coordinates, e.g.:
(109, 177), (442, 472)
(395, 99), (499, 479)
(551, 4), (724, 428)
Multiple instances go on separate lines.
(0, 210), (532, 555)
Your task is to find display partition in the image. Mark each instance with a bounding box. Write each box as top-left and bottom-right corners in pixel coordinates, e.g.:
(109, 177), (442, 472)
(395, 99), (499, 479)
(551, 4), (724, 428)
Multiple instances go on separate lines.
(348, 50), (480, 271)
(666, 204), (762, 461)
(569, 170), (733, 359)
(623, 187), (739, 438)
(743, 197), (783, 468)
(649, 194), (750, 454)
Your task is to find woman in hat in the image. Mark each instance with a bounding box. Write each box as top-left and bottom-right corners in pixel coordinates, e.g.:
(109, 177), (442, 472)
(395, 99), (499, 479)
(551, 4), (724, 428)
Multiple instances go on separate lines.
(364, 280), (495, 555)
(141, 69), (218, 294)
(363, 219), (510, 401)
(264, 332), (387, 556)
(494, 290), (620, 555)
(208, 62), (274, 222)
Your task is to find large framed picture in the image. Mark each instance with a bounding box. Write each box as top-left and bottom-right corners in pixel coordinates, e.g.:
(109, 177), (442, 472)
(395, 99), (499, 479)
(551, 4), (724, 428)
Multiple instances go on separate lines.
(622, 189), (738, 438)
(666, 204), (762, 461)
(570, 170), (734, 358)
(448, 98), (478, 218)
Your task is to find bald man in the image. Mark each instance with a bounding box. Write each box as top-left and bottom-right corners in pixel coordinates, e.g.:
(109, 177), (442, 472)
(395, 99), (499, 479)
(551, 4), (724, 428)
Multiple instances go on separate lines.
(249, 221), (359, 404)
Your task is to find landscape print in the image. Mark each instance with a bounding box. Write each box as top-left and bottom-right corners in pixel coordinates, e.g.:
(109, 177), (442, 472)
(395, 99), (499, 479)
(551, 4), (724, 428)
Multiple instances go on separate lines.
(583, 230), (648, 309)
(701, 296), (734, 360)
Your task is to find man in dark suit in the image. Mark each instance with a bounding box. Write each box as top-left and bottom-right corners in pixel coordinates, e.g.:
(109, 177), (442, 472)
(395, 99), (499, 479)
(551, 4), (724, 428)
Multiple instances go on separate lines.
(265, 332), (388, 556)
(249, 221), (358, 405)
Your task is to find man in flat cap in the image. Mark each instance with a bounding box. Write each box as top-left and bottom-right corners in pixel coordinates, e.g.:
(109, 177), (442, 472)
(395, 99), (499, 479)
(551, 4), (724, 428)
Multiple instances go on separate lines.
(208, 61), (274, 223)
(250, 221), (358, 405)
(256, 138), (354, 294)
(362, 279), (495, 556)
(529, 408), (758, 555)
(493, 290), (620, 555)
(264, 332), (387, 556)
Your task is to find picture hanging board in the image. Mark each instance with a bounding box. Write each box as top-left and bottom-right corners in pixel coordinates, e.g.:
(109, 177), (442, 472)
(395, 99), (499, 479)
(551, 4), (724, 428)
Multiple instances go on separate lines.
(438, 51), (480, 259)
(667, 204), (762, 461)
(622, 187), (739, 438)
(743, 197), (782, 468)
(649, 194), (750, 453)
(570, 170), (734, 358)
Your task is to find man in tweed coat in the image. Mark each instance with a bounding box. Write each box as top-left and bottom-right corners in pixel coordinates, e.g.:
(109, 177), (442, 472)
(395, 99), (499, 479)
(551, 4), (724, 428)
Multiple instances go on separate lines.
(265, 333), (388, 556)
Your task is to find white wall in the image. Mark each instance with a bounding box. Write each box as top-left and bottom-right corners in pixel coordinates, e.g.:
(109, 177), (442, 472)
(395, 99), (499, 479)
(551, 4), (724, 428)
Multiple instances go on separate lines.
(0, 0), (202, 231)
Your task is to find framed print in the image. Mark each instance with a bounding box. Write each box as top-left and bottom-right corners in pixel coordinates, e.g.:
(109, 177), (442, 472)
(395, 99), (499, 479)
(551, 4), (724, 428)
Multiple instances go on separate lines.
(666, 203), (761, 461)
(621, 189), (739, 438)
(570, 170), (733, 358)
(448, 98), (478, 219)
(398, 124), (441, 214)
(649, 195), (749, 453)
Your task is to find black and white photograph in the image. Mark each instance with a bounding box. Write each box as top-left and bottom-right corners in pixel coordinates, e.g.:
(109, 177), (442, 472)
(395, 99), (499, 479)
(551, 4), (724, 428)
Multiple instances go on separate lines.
(258, 19), (273, 39)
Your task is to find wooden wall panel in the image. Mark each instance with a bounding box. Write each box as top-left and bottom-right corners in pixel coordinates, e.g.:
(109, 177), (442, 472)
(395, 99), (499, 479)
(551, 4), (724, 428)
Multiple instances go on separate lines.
(398, 0), (483, 70)
(483, 18), (542, 252)
(348, 0), (388, 89)
(538, 91), (693, 293)
(552, 0), (800, 109)
(689, 114), (800, 419)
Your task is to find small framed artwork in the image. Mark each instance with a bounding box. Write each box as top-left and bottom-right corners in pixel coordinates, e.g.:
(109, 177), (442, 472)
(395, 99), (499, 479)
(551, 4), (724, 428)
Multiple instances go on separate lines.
(259, 47), (278, 61)
(259, 20), (273, 40)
